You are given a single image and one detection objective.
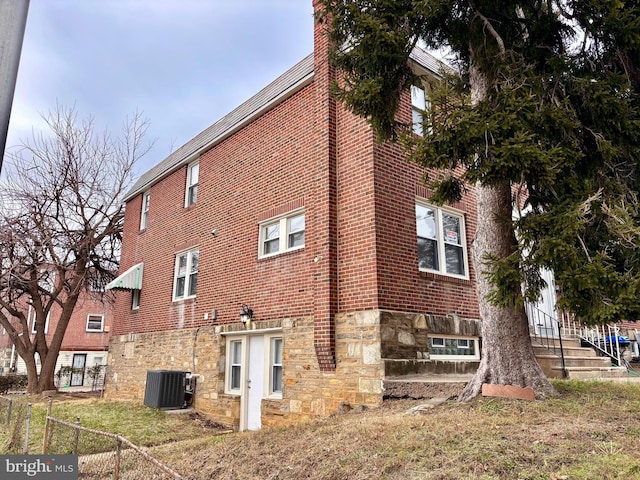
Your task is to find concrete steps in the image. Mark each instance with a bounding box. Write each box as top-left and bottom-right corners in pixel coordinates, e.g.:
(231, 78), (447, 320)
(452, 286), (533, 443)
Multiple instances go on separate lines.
(533, 336), (628, 379)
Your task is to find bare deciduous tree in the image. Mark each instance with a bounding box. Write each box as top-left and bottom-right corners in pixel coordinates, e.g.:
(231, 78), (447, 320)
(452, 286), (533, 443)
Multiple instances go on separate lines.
(0, 105), (152, 394)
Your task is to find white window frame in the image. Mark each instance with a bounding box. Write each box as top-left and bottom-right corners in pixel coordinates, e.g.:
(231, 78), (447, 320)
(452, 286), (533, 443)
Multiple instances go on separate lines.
(416, 200), (469, 279)
(428, 335), (480, 361)
(224, 332), (284, 400)
(140, 191), (150, 229)
(131, 290), (141, 310)
(172, 248), (199, 301)
(411, 84), (429, 136)
(86, 314), (105, 332)
(265, 334), (283, 398)
(258, 209), (305, 258)
(29, 305), (50, 334)
(227, 339), (244, 394)
(185, 161), (199, 207)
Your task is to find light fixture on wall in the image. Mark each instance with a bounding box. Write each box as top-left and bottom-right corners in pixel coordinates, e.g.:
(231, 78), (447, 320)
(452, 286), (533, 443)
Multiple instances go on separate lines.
(239, 304), (253, 324)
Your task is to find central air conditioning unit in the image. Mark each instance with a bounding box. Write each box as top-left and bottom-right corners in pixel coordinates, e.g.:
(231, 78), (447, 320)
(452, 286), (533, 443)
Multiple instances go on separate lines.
(143, 370), (188, 409)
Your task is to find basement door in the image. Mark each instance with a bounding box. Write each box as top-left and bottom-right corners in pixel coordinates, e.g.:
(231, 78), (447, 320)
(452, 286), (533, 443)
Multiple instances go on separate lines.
(244, 336), (264, 431)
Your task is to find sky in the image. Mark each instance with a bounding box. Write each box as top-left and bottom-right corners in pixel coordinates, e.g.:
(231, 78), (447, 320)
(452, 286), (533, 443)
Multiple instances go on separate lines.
(4, 0), (315, 179)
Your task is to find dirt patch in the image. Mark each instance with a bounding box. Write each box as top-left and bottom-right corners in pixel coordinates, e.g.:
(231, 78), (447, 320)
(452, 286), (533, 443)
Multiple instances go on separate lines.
(383, 381), (466, 400)
(188, 412), (230, 431)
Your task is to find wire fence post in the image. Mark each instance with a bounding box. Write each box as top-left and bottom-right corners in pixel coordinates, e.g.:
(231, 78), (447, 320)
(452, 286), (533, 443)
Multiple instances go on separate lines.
(6, 397), (12, 425)
(42, 400), (52, 454)
(22, 403), (31, 454)
(73, 416), (81, 454)
(114, 434), (122, 480)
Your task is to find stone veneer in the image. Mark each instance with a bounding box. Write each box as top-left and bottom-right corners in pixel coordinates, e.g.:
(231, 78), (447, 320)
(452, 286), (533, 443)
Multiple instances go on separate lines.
(105, 309), (480, 429)
(380, 311), (482, 376)
(105, 310), (385, 430)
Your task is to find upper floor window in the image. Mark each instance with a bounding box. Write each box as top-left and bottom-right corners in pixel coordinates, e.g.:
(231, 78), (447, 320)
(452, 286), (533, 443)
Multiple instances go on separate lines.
(259, 210), (305, 258)
(140, 191), (150, 229)
(29, 305), (50, 334)
(411, 85), (428, 136)
(416, 202), (468, 278)
(86, 314), (105, 332)
(185, 161), (199, 207)
(131, 290), (141, 310)
(173, 248), (199, 300)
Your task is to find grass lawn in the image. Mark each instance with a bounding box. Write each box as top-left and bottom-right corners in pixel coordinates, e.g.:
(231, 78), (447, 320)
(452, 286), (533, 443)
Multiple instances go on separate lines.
(0, 392), (227, 454)
(2, 379), (640, 479)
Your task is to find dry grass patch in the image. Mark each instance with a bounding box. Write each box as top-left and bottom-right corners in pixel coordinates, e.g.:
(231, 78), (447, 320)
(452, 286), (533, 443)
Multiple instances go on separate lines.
(154, 380), (640, 480)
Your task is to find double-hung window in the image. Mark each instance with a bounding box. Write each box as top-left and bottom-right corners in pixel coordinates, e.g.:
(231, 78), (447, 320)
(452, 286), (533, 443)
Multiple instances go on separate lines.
(411, 85), (428, 136)
(86, 314), (104, 332)
(270, 337), (283, 395)
(259, 210), (305, 257)
(173, 248), (199, 300)
(416, 202), (468, 278)
(185, 161), (199, 207)
(229, 340), (242, 392)
(140, 191), (150, 229)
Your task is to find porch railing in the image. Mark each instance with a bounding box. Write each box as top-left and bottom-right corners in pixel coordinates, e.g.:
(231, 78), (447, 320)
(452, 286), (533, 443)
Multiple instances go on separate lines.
(525, 303), (567, 378)
(559, 312), (625, 367)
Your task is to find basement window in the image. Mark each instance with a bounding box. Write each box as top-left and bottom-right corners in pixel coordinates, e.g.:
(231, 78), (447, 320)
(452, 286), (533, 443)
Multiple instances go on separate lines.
(429, 336), (479, 361)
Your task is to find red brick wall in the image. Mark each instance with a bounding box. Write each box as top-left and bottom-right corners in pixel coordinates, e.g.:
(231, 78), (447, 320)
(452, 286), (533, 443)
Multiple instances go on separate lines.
(112, 24), (480, 338)
(0, 291), (112, 352)
(113, 82), (319, 335)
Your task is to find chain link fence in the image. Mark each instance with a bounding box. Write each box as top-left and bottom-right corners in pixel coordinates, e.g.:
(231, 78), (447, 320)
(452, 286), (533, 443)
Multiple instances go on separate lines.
(0, 394), (31, 454)
(43, 402), (183, 479)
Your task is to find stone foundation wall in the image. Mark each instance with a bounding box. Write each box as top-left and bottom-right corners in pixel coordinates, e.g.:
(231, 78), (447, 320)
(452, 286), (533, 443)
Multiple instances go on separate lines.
(105, 311), (384, 429)
(380, 310), (481, 375)
(104, 326), (240, 426)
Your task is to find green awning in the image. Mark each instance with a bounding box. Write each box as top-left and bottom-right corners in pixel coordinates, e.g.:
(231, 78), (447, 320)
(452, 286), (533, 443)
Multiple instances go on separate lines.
(105, 263), (143, 290)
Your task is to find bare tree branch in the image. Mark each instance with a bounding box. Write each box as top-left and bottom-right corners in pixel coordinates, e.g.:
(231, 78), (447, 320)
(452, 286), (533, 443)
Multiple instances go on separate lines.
(0, 105), (153, 393)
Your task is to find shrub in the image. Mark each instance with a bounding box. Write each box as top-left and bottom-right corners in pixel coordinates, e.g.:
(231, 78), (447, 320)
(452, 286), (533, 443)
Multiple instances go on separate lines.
(0, 374), (28, 394)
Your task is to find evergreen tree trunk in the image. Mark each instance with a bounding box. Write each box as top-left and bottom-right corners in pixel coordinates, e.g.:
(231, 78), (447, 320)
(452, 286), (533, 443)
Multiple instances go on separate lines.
(459, 180), (555, 400)
(459, 63), (555, 401)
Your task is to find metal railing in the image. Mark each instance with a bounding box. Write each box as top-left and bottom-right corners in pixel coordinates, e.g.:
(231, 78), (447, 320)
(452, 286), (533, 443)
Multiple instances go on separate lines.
(559, 312), (624, 367)
(526, 303), (567, 378)
(54, 364), (107, 392)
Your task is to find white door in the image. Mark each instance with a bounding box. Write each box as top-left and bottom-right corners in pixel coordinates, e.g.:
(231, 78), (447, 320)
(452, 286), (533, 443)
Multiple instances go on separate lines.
(534, 268), (559, 336)
(245, 336), (264, 431)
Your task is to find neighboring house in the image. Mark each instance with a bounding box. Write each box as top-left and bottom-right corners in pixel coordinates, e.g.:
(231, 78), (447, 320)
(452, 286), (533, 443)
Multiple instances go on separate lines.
(104, 2), (482, 431)
(0, 289), (112, 390)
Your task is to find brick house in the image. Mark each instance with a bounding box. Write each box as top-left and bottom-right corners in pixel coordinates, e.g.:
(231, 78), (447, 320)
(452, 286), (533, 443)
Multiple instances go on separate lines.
(0, 288), (112, 390)
(104, 3), (482, 430)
